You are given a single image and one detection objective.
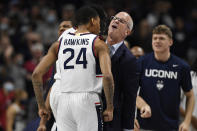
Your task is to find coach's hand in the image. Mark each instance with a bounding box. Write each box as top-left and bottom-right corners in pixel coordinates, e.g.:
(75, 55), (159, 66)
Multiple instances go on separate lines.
(179, 121), (189, 131)
(38, 107), (51, 120)
(140, 105), (151, 118)
(103, 108), (113, 122)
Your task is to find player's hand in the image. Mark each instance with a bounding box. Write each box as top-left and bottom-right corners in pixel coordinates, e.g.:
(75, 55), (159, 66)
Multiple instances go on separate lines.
(140, 105), (151, 118)
(37, 124), (46, 131)
(134, 119), (140, 131)
(179, 121), (189, 131)
(103, 108), (113, 122)
(38, 107), (51, 120)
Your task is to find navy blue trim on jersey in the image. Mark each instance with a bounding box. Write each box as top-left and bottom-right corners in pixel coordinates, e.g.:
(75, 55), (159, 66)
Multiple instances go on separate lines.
(96, 58), (102, 75)
(68, 32), (75, 35)
(68, 32), (93, 36)
(47, 65), (56, 93)
(57, 37), (63, 56)
(92, 36), (99, 58)
(92, 35), (102, 76)
(95, 104), (103, 131)
(80, 33), (92, 36)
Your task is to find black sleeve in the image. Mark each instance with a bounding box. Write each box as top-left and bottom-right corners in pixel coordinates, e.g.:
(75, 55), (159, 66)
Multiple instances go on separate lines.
(181, 64), (193, 92)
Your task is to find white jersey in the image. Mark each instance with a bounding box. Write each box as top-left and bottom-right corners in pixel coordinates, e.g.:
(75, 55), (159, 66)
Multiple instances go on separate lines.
(58, 32), (103, 93)
(50, 27), (76, 119)
(55, 27), (76, 80)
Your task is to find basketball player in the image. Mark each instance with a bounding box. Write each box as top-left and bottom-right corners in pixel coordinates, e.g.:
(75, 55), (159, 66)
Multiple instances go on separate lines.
(37, 21), (74, 131)
(136, 25), (195, 131)
(38, 5), (108, 131)
(58, 21), (73, 36)
(32, 6), (114, 131)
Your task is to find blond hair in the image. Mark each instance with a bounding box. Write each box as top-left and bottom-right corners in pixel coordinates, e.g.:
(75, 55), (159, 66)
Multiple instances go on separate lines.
(152, 25), (172, 39)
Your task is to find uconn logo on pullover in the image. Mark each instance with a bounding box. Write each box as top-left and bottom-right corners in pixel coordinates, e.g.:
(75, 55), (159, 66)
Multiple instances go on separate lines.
(145, 69), (178, 79)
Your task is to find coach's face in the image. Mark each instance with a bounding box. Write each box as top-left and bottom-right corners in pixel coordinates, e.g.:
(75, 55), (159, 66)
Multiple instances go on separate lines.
(108, 12), (131, 42)
(152, 34), (173, 53)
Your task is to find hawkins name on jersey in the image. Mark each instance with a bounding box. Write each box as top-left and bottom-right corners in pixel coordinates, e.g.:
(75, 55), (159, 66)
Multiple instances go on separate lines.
(64, 38), (89, 45)
(145, 69), (178, 79)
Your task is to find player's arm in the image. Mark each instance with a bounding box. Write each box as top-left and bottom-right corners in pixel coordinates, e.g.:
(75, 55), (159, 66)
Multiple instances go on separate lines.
(179, 89), (195, 131)
(45, 87), (52, 111)
(136, 96), (151, 118)
(180, 106), (197, 129)
(32, 41), (59, 118)
(94, 38), (114, 121)
(37, 116), (47, 131)
(37, 88), (52, 131)
(37, 87), (52, 131)
(191, 115), (197, 129)
(183, 89), (195, 123)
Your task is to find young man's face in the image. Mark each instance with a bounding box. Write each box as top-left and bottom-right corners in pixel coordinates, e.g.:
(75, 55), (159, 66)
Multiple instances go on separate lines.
(152, 34), (173, 53)
(58, 21), (72, 36)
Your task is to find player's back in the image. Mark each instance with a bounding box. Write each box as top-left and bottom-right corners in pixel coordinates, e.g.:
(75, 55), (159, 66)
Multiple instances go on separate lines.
(58, 32), (101, 93)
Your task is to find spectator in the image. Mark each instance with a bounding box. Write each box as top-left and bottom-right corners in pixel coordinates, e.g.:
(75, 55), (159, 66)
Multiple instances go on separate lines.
(7, 53), (26, 89)
(137, 25), (195, 131)
(6, 89), (28, 131)
(0, 80), (15, 131)
(130, 46), (145, 59)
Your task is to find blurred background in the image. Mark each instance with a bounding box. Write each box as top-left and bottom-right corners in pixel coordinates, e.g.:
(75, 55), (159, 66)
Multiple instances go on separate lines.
(0, 0), (196, 131)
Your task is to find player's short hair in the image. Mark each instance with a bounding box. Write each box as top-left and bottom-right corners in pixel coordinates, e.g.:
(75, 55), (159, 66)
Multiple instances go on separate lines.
(73, 6), (98, 26)
(90, 5), (107, 35)
(152, 25), (172, 39)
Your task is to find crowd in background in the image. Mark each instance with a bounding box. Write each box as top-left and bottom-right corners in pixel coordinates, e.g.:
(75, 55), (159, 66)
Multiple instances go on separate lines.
(0, 0), (197, 131)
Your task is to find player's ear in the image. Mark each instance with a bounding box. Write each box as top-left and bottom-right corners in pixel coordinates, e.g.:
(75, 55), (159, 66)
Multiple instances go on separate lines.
(169, 39), (173, 47)
(90, 18), (94, 25)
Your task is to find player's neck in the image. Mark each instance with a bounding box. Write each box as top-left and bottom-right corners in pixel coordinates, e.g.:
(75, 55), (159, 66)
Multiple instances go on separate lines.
(75, 26), (89, 34)
(154, 51), (171, 62)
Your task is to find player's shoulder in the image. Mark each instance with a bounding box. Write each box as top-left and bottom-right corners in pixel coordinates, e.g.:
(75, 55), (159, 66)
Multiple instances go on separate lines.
(94, 35), (105, 44)
(62, 27), (76, 36)
(58, 27), (76, 41)
(171, 54), (190, 66)
(171, 54), (191, 69)
(64, 27), (76, 34)
(79, 33), (98, 41)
